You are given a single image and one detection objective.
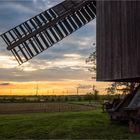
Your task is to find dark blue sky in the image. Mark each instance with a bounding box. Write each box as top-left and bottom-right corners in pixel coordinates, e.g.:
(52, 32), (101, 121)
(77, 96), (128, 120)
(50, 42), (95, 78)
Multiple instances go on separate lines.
(0, 0), (96, 82)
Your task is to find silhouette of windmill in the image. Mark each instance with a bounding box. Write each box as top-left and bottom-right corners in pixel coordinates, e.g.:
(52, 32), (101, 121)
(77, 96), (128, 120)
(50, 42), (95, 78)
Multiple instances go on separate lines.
(0, 0), (96, 65)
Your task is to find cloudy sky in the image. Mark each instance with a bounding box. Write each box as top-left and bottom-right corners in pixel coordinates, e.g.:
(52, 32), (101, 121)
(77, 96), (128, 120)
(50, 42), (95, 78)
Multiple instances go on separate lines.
(0, 0), (110, 95)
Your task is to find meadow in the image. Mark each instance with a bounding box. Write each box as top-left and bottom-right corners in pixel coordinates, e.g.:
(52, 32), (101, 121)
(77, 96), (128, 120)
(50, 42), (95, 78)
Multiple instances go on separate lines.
(0, 105), (140, 139)
(0, 102), (94, 114)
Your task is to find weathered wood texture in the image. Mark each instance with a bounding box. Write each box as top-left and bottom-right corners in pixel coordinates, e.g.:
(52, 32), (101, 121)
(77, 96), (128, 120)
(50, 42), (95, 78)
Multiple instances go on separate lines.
(97, 1), (140, 82)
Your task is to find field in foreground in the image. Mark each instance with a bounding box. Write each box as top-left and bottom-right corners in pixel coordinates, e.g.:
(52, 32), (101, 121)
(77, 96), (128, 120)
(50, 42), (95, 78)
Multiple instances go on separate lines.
(0, 102), (93, 114)
(0, 109), (140, 139)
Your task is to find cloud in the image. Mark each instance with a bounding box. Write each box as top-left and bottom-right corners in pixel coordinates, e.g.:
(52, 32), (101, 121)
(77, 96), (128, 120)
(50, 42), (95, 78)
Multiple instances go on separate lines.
(32, 0), (64, 11)
(77, 84), (92, 89)
(0, 65), (93, 82)
(64, 54), (82, 59)
(0, 56), (17, 69)
(0, 0), (96, 82)
(0, 2), (36, 32)
(0, 82), (10, 86)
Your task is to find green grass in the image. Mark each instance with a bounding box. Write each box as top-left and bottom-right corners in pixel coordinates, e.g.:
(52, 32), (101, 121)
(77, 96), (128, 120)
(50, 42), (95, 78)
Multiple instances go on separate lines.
(0, 109), (139, 139)
(69, 100), (102, 107)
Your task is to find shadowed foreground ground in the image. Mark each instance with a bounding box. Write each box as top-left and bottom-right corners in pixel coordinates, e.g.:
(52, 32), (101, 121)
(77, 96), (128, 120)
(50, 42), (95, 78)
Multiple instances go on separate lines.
(0, 109), (140, 139)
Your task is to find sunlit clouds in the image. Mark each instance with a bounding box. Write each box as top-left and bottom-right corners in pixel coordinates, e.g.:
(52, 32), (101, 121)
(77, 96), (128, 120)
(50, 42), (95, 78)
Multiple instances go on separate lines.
(0, 0), (111, 95)
(0, 56), (15, 68)
(0, 81), (111, 96)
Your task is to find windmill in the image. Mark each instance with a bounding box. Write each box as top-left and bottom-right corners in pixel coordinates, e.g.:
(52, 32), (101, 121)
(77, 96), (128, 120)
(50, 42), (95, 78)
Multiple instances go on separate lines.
(0, 0), (96, 65)
(2, 0), (140, 132)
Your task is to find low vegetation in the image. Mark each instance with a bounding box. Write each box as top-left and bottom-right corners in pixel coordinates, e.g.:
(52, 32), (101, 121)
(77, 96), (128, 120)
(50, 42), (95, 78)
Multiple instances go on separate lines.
(0, 102), (93, 114)
(0, 107), (140, 139)
(0, 94), (117, 103)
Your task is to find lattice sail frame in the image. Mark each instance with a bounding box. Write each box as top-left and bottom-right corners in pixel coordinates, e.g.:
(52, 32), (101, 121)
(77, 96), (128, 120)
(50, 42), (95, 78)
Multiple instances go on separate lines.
(0, 0), (96, 65)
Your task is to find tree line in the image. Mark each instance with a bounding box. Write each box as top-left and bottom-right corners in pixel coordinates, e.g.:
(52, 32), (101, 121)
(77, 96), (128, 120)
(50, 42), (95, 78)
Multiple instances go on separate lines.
(86, 45), (140, 96)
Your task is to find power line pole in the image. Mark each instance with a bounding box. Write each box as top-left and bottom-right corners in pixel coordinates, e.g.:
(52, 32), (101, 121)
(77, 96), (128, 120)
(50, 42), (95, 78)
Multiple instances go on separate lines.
(77, 87), (79, 95)
(36, 84), (39, 96)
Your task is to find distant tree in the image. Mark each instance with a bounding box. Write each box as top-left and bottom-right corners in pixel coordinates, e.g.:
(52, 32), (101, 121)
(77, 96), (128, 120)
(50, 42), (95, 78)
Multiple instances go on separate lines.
(51, 97), (55, 102)
(22, 97), (27, 102)
(56, 96), (61, 102)
(85, 92), (94, 103)
(77, 96), (82, 101)
(86, 49), (96, 79)
(45, 97), (49, 102)
(10, 97), (15, 102)
(106, 82), (140, 95)
(94, 90), (99, 100)
(86, 45), (140, 96)
(64, 96), (68, 102)
(92, 85), (99, 100)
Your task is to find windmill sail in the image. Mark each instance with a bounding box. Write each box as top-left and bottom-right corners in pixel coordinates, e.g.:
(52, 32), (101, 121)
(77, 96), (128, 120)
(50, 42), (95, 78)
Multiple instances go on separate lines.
(0, 0), (96, 65)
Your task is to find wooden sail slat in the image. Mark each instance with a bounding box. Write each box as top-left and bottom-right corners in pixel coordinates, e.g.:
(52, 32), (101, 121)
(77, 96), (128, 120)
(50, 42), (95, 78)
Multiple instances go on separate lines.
(0, 0), (96, 64)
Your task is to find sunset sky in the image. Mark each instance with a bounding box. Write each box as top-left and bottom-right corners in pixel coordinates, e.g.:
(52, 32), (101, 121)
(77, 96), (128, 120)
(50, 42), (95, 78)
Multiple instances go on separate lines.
(0, 0), (111, 95)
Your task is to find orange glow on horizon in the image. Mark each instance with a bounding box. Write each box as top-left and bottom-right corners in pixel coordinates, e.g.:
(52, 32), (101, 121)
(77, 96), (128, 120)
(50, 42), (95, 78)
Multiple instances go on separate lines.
(0, 80), (111, 96)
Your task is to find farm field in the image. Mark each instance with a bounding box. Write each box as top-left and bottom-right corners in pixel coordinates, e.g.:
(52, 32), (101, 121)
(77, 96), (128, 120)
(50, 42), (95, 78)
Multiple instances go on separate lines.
(0, 102), (94, 114)
(0, 108), (140, 139)
(69, 101), (102, 107)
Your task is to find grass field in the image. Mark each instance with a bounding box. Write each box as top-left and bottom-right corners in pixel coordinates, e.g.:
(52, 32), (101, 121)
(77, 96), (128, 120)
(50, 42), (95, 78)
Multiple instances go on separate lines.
(0, 108), (140, 139)
(0, 102), (93, 114)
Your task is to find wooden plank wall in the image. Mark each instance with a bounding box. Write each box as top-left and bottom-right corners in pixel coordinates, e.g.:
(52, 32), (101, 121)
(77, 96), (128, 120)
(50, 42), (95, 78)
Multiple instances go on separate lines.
(97, 1), (140, 82)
